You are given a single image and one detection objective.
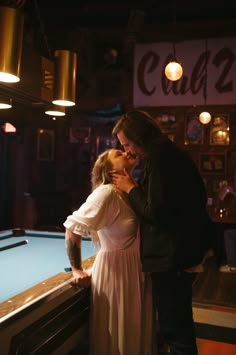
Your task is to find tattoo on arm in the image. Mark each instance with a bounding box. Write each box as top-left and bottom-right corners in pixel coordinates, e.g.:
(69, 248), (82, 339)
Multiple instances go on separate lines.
(66, 238), (82, 269)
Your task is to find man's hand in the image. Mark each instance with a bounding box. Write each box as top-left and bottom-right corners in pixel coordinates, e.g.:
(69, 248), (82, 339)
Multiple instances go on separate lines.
(71, 269), (91, 288)
(110, 168), (137, 193)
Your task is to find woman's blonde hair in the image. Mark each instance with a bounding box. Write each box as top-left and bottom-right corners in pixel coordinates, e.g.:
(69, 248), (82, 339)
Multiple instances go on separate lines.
(91, 150), (113, 190)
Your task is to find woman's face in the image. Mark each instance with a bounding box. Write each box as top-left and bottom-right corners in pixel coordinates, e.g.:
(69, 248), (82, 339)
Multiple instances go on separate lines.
(108, 149), (136, 173)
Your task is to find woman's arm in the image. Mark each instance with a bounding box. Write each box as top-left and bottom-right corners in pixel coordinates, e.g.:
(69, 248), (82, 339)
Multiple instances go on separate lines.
(65, 228), (91, 287)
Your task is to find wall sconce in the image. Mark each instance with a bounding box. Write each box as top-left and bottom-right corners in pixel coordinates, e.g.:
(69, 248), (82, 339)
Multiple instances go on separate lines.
(45, 105), (65, 117)
(3, 122), (16, 133)
(0, 97), (12, 109)
(199, 39), (211, 124)
(0, 7), (24, 83)
(52, 50), (77, 107)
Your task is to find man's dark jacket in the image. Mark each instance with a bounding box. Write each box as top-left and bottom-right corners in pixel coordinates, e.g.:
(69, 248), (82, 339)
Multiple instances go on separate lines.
(128, 138), (214, 272)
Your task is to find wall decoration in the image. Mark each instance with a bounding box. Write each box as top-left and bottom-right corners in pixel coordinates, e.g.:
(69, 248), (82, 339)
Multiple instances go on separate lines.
(37, 129), (55, 161)
(210, 114), (230, 145)
(96, 136), (114, 157)
(199, 153), (226, 174)
(185, 115), (204, 144)
(69, 127), (91, 144)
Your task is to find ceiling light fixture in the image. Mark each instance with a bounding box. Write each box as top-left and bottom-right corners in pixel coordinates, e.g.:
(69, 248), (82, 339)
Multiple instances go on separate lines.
(45, 105), (65, 117)
(199, 39), (211, 124)
(52, 50), (77, 107)
(164, 2), (183, 81)
(0, 97), (12, 109)
(0, 7), (24, 83)
(165, 55), (183, 81)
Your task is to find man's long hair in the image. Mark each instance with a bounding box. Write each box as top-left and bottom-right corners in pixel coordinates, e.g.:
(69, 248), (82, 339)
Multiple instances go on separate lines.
(112, 110), (163, 151)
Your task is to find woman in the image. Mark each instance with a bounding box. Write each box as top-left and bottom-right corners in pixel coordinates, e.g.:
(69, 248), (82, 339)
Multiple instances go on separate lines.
(63, 149), (156, 355)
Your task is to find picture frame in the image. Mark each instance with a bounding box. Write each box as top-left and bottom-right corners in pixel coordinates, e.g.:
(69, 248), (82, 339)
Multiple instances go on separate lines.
(209, 114), (230, 145)
(37, 129), (55, 161)
(69, 127), (91, 144)
(184, 114), (204, 145)
(199, 153), (226, 174)
(96, 136), (115, 157)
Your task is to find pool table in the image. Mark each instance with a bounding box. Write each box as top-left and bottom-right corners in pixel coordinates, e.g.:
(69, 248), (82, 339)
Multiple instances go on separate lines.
(0, 228), (97, 355)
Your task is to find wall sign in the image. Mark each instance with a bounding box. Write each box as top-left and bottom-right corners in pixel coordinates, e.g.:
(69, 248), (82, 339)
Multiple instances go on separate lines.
(133, 38), (236, 107)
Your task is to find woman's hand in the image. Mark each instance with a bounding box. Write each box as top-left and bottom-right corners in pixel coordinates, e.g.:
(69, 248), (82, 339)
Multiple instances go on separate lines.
(71, 269), (91, 288)
(110, 168), (137, 194)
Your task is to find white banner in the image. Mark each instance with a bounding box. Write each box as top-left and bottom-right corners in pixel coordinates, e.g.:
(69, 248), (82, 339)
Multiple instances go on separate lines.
(133, 38), (236, 107)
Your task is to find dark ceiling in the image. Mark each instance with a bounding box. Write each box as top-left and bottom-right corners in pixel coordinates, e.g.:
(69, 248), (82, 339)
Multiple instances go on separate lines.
(28, 0), (236, 30)
(22, 1), (236, 60)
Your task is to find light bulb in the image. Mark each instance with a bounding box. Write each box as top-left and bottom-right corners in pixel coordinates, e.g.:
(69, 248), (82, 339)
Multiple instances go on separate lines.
(165, 61), (183, 81)
(199, 111), (211, 124)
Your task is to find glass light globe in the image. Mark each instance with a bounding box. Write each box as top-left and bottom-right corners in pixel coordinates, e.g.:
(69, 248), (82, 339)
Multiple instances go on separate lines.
(199, 111), (211, 124)
(165, 61), (183, 81)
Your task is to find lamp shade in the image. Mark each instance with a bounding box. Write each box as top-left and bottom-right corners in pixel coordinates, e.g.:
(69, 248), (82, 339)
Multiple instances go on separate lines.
(45, 105), (65, 117)
(165, 60), (183, 81)
(0, 97), (12, 109)
(52, 50), (77, 106)
(0, 7), (24, 83)
(199, 111), (211, 124)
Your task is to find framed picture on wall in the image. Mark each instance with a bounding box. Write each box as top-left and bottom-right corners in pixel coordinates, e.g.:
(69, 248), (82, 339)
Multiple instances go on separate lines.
(37, 129), (55, 161)
(210, 114), (230, 145)
(69, 127), (91, 144)
(199, 153), (226, 174)
(184, 114), (204, 145)
(96, 136), (115, 157)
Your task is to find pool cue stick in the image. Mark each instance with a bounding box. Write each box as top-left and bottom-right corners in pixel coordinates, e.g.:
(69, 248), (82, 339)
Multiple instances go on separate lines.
(0, 239), (28, 252)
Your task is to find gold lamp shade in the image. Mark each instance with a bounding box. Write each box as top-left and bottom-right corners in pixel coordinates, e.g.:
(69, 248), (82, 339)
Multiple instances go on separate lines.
(0, 97), (12, 109)
(45, 105), (66, 117)
(52, 50), (77, 107)
(0, 7), (24, 83)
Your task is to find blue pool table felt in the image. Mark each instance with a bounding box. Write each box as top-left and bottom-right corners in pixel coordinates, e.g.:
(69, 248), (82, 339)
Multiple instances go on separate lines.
(0, 231), (97, 303)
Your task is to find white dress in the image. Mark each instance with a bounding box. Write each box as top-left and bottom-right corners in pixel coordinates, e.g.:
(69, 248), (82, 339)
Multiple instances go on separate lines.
(64, 184), (156, 355)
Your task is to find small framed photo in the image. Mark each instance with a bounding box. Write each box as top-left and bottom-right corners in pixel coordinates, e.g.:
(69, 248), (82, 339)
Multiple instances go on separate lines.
(199, 153), (226, 174)
(210, 114), (230, 145)
(37, 129), (55, 161)
(69, 127), (91, 144)
(96, 136), (115, 157)
(185, 114), (204, 145)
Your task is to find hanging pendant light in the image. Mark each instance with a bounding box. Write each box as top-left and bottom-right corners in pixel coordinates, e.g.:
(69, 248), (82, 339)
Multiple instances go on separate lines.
(165, 55), (183, 81)
(45, 104), (65, 117)
(0, 7), (24, 83)
(0, 97), (12, 109)
(199, 39), (211, 124)
(52, 50), (77, 107)
(199, 111), (211, 124)
(164, 2), (183, 81)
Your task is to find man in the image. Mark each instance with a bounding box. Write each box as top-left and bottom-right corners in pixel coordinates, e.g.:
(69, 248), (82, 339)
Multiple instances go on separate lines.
(111, 110), (214, 355)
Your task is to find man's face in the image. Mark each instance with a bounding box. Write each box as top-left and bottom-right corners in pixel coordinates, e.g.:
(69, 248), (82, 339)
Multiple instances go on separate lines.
(117, 130), (144, 159)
